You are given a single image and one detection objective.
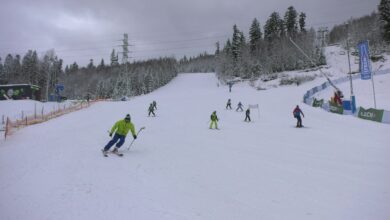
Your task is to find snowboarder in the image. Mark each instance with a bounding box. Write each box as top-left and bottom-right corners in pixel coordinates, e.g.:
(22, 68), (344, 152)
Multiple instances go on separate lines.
(209, 111), (219, 129)
(148, 103), (156, 117)
(152, 100), (157, 110)
(293, 105), (304, 128)
(226, 99), (232, 110)
(244, 108), (251, 122)
(236, 102), (244, 111)
(102, 114), (137, 156)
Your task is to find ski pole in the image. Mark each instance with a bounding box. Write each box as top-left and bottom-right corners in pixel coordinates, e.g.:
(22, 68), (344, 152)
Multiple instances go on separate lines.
(127, 127), (146, 151)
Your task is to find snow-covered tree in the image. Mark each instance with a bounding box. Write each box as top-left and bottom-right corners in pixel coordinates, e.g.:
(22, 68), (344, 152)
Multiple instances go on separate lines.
(249, 18), (262, 53)
(379, 0), (390, 42)
(284, 6), (298, 37)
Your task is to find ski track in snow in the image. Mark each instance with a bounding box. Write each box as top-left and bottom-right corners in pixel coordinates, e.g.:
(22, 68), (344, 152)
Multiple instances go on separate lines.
(1, 59), (390, 219)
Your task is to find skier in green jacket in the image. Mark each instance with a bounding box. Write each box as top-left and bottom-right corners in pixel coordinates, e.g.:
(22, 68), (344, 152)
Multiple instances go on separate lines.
(209, 111), (219, 129)
(102, 114), (137, 156)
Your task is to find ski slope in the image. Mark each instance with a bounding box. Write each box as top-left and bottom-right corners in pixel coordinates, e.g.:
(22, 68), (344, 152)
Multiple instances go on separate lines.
(1, 73), (390, 220)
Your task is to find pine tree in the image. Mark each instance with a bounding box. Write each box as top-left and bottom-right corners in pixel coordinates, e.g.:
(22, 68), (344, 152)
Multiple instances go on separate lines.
(284, 6), (298, 37)
(264, 12), (283, 41)
(231, 24), (242, 61)
(249, 18), (262, 53)
(87, 59), (95, 69)
(0, 57), (3, 83)
(378, 0), (390, 42)
(299, 12), (307, 33)
(215, 42), (220, 55)
(3, 54), (14, 83)
(97, 59), (105, 71)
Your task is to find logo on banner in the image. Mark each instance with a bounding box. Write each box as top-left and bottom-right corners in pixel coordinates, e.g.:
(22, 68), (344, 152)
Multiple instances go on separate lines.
(358, 40), (372, 80)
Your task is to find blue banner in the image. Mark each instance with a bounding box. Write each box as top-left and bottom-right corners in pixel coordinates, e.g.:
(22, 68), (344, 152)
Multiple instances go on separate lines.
(358, 40), (372, 80)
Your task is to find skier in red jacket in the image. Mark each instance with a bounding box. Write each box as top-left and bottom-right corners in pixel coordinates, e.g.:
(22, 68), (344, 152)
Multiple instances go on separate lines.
(293, 105), (304, 128)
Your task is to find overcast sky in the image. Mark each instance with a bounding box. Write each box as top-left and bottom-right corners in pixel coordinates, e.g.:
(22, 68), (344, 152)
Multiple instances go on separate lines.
(0, 0), (380, 66)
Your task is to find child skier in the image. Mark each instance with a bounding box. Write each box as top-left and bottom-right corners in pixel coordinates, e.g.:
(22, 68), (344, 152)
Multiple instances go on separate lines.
(293, 105), (304, 127)
(102, 114), (137, 156)
(244, 108), (251, 122)
(236, 102), (243, 111)
(226, 99), (232, 110)
(152, 100), (157, 110)
(209, 111), (219, 129)
(148, 103), (156, 117)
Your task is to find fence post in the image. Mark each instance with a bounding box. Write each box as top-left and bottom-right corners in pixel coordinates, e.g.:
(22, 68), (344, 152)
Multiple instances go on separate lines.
(21, 111), (24, 120)
(5, 117), (9, 140)
(42, 107), (44, 120)
(25, 117), (28, 126)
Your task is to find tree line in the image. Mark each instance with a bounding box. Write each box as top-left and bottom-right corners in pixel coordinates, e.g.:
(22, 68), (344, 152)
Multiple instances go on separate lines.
(0, 48), (177, 100)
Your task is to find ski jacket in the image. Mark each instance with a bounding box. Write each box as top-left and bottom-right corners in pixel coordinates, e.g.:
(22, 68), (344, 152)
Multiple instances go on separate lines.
(246, 109), (250, 116)
(110, 119), (136, 136)
(293, 107), (304, 117)
(210, 113), (219, 121)
(148, 105), (154, 112)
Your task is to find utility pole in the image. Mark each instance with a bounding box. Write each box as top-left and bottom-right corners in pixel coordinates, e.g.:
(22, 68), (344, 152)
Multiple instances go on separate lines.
(317, 27), (328, 47)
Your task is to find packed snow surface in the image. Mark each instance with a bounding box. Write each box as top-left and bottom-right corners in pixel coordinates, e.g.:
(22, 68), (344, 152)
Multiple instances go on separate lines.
(1, 71), (389, 220)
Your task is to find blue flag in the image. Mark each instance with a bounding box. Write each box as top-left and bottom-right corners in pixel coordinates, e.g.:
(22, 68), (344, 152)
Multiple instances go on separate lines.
(358, 40), (372, 80)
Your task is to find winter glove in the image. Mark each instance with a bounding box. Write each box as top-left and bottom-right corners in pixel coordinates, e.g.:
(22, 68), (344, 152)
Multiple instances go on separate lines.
(133, 135), (137, 139)
(109, 133), (113, 137)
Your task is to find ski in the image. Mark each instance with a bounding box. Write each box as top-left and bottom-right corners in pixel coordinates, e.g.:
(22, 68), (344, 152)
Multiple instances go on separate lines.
(112, 151), (124, 157)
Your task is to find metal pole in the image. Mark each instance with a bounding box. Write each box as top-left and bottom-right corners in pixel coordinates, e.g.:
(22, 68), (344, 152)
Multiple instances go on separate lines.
(346, 38), (354, 96)
(367, 41), (377, 108)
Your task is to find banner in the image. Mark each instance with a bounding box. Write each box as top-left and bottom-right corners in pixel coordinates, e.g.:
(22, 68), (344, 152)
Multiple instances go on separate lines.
(248, 104), (259, 109)
(312, 98), (324, 107)
(358, 107), (384, 122)
(358, 40), (372, 80)
(329, 101), (344, 114)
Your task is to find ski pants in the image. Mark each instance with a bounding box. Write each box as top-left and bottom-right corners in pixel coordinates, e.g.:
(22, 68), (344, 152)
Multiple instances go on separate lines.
(226, 104), (232, 109)
(296, 116), (302, 127)
(104, 133), (126, 151)
(245, 115), (251, 122)
(236, 106), (243, 111)
(210, 120), (218, 129)
(149, 110), (155, 116)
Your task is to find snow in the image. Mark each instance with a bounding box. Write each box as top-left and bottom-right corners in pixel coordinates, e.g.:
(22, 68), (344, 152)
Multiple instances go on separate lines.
(0, 100), (78, 122)
(0, 46), (390, 220)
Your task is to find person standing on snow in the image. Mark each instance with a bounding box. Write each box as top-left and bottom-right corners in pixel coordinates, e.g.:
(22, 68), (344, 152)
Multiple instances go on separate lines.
(148, 103), (156, 117)
(226, 99), (232, 110)
(293, 105), (304, 127)
(209, 111), (219, 129)
(244, 108), (251, 122)
(236, 102), (244, 111)
(102, 114), (137, 156)
(152, 100), (157, 110)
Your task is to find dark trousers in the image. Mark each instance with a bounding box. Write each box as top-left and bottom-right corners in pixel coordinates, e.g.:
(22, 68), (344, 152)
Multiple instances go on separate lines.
(226, 104), (232, 109)
(104, 133), (126, 151)
(149, 110), (155, 116)
(296, 116), (302, 127)
(245, 115), (251, 122)
(236, 106), (243, 111)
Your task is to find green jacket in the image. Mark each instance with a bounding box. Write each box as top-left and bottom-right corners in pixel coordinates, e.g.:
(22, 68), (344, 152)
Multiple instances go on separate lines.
(210, 113), (218, 121)
(110, 119), (136, 136)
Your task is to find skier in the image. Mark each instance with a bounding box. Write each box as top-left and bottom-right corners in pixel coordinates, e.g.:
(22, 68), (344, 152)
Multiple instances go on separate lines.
(244, 108), (251, 122)
(152, 100), (157, 110)
(148, 103), (156, 117)
(102, 114), (137, 156)
(293, 105), (304, 128)
(236, 102), (244, 111)
(209, 111), (219, 129)
(226, 99), (232, 110)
